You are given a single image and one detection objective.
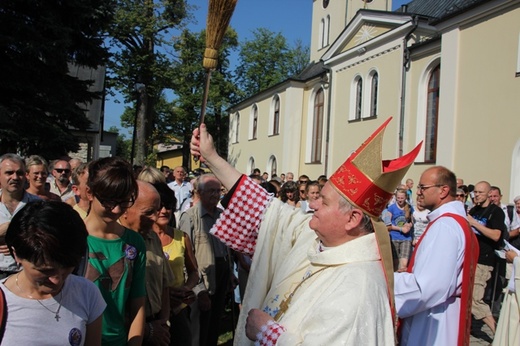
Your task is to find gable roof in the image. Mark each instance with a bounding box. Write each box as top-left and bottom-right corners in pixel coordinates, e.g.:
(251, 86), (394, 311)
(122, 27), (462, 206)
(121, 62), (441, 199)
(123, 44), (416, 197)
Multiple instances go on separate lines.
(400, 0), (492, 22)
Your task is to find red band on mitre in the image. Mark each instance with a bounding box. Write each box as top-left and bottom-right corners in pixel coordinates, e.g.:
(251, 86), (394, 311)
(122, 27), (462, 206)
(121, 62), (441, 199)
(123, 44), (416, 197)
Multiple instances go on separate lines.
(329, 117), (422, 217)
(330, 162), (392, 217)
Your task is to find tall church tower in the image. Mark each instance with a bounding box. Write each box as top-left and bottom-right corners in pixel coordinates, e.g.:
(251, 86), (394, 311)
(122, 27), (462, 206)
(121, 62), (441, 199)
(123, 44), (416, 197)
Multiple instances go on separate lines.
(310, 0), (392, 62)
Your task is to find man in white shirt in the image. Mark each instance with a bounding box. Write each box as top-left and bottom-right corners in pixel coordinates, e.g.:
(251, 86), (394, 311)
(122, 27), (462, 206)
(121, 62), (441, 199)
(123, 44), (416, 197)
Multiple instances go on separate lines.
(167, 166), (192, 225)
(49, 159), (75, 204)
(395, 166), (479, 345)
(0, 154), (40, 278)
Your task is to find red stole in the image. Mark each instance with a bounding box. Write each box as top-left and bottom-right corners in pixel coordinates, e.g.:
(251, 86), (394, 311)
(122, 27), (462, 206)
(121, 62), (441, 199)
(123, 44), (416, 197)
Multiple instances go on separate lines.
(406, 213), (479, 346)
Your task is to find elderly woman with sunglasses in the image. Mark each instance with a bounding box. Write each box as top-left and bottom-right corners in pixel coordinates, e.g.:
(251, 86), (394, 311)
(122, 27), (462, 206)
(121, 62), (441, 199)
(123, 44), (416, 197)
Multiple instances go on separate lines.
(0, 201), (106, 345)
(152, 182), (199, 346)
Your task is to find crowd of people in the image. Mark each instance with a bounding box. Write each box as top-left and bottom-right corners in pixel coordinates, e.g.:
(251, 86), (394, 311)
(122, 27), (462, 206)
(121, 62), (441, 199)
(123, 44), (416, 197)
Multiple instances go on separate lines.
(0, 119), (519, 345)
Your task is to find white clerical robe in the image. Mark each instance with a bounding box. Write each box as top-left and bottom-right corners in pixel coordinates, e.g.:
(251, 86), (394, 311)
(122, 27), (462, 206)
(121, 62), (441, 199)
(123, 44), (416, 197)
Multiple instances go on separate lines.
(394, 201), (467, 345)
(211, 178), (394, 345)
(493, 256), (520, 346)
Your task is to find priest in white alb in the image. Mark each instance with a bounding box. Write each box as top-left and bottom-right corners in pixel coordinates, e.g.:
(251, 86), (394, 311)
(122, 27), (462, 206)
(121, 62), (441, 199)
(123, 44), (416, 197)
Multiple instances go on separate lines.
(190, 118), (421, 345)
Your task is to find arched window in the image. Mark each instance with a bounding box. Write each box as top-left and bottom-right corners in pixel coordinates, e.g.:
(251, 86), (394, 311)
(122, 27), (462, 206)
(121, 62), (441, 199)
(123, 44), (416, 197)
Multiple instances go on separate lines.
(355, 77), (363, 120)
(248, 157), (255, 175)
(311, 89), (325, 163)
(268, 155), (277, 177)
(369, 72), (379, 118)
(425, 65), (440, 162)
(273, 96), (280, 135)
(232, 112), (240, 143)
(325, 15), (330, 46)
(250, 105), (258, 140)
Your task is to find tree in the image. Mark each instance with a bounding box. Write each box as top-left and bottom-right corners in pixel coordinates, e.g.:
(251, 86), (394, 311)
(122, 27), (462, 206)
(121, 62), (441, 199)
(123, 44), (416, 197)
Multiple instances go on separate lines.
(168, 28), (239, 168)
(106, 0), (191, 165)
(0, 0), (113, 158)
(235, 28), (310, 99)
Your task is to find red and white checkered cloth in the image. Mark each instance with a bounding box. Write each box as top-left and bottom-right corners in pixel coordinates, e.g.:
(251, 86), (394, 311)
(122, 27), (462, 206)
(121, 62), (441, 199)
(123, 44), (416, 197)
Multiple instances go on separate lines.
(210, 175), (272, 256)
(254, 320), (286, 346)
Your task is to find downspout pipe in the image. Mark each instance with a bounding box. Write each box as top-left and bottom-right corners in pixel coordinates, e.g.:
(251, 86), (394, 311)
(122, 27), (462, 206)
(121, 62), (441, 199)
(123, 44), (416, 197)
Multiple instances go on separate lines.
(321, 62), (333, 176)
(399, 16), (418, 157)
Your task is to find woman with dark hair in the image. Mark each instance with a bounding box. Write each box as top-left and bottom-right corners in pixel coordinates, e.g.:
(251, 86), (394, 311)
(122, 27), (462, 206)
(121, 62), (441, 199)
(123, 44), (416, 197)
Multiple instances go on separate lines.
(84, 157), (147, 345)
(279, 181), (300, 207)
(299, 180), (321, 213)
(0, 201), (106, 345)
(152, 182), (199, 346)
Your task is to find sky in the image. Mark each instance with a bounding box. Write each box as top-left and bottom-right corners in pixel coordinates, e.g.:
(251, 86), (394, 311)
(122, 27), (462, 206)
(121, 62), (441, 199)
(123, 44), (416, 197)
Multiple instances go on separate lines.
(104, 0), (410, 135)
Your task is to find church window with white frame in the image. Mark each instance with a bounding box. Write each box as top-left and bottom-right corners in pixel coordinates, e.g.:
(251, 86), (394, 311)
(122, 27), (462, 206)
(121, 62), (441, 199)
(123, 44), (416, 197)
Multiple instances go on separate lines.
(232, 112), (240, 143)
(319, 16), (330, 49)
(250, 104), (258, 140)
(349, 76), (363, 121)
(272, 95), (280, 135)
(425, 65), (440, 163)
(369, 71), (379, 118)
(311, 88), (325, 163)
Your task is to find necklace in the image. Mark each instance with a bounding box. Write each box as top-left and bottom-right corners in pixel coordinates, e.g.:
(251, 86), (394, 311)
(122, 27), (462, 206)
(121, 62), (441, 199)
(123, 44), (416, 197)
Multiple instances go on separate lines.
(274, 266), (333, 321)
(15, 272), (63, 322)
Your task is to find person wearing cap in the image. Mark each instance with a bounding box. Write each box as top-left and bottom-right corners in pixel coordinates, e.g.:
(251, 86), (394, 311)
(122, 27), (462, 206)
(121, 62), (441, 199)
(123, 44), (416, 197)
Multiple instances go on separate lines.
(190, 118), (421, 345)
(394, 167), (479, 346)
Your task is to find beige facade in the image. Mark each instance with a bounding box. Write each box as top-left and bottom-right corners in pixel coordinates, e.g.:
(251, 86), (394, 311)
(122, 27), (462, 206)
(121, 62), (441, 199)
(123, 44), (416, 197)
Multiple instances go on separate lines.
(228, 0), (520, 202)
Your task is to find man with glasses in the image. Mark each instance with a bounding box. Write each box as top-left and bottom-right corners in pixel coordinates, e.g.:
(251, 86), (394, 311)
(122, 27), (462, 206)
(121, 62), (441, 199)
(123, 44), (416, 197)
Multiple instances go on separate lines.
(49, 159), (75, 204)
(179, 173), (228, 346)
(468, 181), (507, 335)
(395, 166), (479, 346)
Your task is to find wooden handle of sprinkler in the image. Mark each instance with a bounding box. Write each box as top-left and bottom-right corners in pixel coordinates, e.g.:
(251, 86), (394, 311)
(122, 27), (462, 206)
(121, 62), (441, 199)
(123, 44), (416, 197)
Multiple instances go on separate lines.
(194, 69), (213, 162)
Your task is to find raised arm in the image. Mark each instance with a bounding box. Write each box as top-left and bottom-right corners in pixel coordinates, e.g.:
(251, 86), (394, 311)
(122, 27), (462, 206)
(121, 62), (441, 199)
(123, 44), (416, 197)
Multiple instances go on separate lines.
(191, 124), (241, 190)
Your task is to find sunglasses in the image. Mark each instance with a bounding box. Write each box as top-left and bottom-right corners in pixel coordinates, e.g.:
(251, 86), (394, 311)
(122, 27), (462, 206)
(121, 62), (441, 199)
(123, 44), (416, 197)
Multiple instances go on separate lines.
(55, 168), (71, 174)
(95, 193), (135, 210)
(456, 194), (465, 197)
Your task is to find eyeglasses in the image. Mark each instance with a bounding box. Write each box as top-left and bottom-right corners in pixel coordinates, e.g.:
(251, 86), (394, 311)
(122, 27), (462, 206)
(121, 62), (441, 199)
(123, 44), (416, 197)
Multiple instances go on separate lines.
(456, 194), (465, 197)
(95, 194), (135, 210)
(299, 190), (305, 193)
(298, 180), (309, 184)
(416, 184), (444, 192)
(55, 168), (71, 174)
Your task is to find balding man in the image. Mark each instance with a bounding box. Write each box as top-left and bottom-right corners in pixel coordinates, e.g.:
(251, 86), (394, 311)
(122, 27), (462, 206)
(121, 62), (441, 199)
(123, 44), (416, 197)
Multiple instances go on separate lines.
(71, 163), (90, 219)
(179, 173), (227, 346)
(190, 119), (420, 345)
(120, 181), (175, 346)
(395, 167), (479, 345)
(0, 154), (40, 278)
(468, 181), (507, 334)
(69, 157), (83, 171)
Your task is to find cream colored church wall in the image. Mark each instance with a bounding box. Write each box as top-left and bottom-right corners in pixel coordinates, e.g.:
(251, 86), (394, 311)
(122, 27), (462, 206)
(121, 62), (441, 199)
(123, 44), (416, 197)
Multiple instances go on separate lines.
(453, 6), (520, 202)
(403, 5), (520, 202)
(328, 45), (404, 176)
(228, 97), (279, 175)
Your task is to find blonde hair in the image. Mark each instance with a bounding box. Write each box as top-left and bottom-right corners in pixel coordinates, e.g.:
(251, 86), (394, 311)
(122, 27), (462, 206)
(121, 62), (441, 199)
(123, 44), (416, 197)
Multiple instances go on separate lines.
(137, 166), (166, 184)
